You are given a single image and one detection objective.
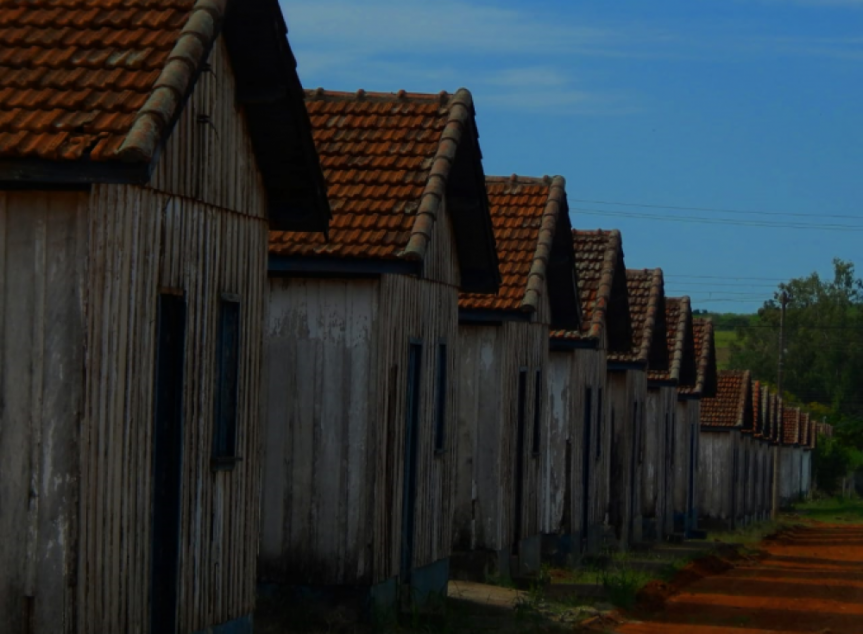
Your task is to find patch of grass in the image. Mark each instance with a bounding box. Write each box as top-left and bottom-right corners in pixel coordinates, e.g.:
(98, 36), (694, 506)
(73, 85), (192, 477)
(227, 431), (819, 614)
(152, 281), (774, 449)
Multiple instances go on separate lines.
(793, 495), (863, 524)
(707, 518), (795, 545)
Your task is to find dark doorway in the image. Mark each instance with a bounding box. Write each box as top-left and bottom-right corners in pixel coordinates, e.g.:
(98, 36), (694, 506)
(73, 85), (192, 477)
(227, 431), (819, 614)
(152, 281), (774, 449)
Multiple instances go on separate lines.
(580, 387), (593, 551)
(512, 369), (528, 555)
(151, 293), (186, 634)
(400, 342), (423, 581)
(629, 402), (639, 540)
(687, 421), (696, 526)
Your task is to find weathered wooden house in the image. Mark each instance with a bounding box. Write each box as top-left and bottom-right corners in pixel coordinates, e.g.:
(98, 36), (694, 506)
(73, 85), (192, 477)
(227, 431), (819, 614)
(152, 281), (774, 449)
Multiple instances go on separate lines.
(799, 412), (813, 499)
(0, 2), (330, 633)
(262, 88), (500, 604)
(698, 370), (753, 529)
(750, 380), (771, 521)
(674, 318), (717, 534)
(606, 268), (666, 548)
(546, 229), (632, 558)
(779, 407), (801, 505)
(453, 174), (579, 577)
(643, 297), (697, 541)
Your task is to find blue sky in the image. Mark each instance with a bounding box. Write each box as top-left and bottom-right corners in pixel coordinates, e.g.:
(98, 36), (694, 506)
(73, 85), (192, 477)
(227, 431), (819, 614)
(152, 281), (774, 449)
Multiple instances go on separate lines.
(279, 0), (863, 313)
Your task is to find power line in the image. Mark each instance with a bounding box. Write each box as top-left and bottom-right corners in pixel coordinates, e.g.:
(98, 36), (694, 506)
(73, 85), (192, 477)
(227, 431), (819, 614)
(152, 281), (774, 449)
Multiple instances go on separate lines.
(571, 207), (863, 231)
(665, 274), (789, 281)
(568, 197), (863, 222)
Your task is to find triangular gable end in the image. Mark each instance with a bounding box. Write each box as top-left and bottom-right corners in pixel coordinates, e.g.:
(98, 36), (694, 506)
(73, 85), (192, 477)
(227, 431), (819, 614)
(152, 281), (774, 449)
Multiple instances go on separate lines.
(0, 0), (330, 231)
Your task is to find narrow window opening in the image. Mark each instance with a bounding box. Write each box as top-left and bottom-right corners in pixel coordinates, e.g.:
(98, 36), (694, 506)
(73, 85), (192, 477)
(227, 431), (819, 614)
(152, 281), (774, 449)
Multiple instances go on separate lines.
(596, 387), (603, 460)
(212, 294), (241, 470)
(532, 369), (542, 456)
(513, 368), (528, 553)
(434, 342), (447, 454)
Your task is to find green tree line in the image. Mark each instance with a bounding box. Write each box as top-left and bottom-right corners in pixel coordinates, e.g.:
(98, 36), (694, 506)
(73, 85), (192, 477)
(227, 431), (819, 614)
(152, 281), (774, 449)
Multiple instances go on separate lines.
(713, 259), (863, 493)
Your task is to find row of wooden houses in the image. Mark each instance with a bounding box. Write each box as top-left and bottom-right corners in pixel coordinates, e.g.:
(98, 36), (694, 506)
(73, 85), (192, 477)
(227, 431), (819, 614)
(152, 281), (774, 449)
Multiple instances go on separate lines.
(0, 1), (822, 632)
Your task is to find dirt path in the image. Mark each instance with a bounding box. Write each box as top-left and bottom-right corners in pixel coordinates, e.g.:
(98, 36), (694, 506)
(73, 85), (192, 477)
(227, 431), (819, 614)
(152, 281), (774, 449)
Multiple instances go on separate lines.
(616, 523), (863, 634)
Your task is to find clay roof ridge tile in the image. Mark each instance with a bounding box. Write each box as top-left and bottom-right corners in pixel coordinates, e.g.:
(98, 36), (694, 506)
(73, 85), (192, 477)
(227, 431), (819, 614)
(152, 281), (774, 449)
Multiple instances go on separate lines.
(521, 174), (566, 312)
(582, 228), (621, 341)
(401, 87), (472, 262)
(116, 0), (226, 162)
(667, 296), (690, 383)
(633, 268), (664, 364)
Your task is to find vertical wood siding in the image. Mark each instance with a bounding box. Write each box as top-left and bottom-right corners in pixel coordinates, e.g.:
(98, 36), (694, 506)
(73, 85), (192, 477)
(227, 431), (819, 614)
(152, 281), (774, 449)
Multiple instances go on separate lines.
(262, 274), (459, 586)
(0, 191), (87, 634)
(454, 320), (549, 553)
(376, 274), (459, 580)
(643, 386), (676, 539)
(261, 278), (380, 585)
(672, 401), (693, 521)
(78, 185), (267, 634)
(544, 348), (607, 549)
(697, 432), (736, 526)
(607, 370), (646, 549)
(149, 37), (267, 220)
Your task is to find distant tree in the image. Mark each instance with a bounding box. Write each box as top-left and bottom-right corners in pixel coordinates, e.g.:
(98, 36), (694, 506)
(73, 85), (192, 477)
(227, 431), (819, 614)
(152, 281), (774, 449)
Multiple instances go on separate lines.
(729, 259), (863, 451)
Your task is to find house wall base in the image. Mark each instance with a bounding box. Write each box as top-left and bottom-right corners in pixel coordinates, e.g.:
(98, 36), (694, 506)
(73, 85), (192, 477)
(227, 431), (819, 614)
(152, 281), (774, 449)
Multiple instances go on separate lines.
(193, 614), (254, 634)
(257, 575), (401, 624)
(405, 558), (449, 608)
(641, 517), (658, 543)
(451, 536), (541, 582)
(698, 515), (734, 531)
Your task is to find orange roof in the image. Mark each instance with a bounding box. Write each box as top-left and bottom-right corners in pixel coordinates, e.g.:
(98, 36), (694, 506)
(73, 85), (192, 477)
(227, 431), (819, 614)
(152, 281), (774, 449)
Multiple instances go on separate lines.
(680, 318), (717, 398)
(648, 296), (695, 385)
(701, 369), (751, 428)
(752, 380), (763, 437)
(782, 407), (801, 445)
(0, 0), (330, 229)
(0, 0), (196, 161)
(268, 88), (499, 292)
(608, 268), (665, 366)
(551, 229), (633, 350)
(460, 175), (576, 318)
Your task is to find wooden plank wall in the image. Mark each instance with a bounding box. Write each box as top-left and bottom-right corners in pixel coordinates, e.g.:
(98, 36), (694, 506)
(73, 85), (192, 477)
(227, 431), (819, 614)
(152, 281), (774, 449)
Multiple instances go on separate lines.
(607, 370), (646, 549)
(149, 37), (267, 220)
(543, 347), (607, 549)
(0, 191), (87, 634)
(454, 319), (549, 554)
(261, 278), (380, 585)
(644, 387), (677, 537)
(78, 184), (267, 634)
(376, 274), (460, 580)
(672, 400), (693, 522)
(697, 431), (736, 526)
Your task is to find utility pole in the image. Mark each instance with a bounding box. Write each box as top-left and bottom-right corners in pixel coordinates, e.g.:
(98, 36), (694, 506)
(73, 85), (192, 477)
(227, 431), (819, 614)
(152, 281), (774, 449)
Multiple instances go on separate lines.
(771, 291), (788, 519)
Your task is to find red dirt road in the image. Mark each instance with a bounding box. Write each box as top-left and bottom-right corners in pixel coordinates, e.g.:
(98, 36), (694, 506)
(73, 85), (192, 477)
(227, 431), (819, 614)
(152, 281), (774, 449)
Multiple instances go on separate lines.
(618, 524), (863, 633)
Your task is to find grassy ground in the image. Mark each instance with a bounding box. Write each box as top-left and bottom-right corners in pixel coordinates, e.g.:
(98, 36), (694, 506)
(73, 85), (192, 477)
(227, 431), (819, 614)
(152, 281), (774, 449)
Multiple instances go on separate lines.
(793, 495), (863, 523)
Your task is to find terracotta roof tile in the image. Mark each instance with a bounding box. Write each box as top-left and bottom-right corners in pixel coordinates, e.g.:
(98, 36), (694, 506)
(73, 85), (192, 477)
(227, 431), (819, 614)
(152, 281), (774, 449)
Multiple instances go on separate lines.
(270, 90), (463, 261)
(550, 229), (633, 350)
(782, 407), (801, 445)
(679, 318), (717, 398)
(752, 380), (763, 437)
(608, 268), (665, 365)
(648, 296), (696, 385)
(460, 175), (569, 313)
(269, 88), (500, 292)
(701, 369), (751, 428)
(0, 0), (226, 162)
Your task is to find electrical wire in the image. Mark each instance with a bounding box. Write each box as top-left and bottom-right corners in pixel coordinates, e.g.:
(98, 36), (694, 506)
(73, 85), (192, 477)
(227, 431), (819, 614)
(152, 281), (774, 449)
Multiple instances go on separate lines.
(568, 197), (863, 222)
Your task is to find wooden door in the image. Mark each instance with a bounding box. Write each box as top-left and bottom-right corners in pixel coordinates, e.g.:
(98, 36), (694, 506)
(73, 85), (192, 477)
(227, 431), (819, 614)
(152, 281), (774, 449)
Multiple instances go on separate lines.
(150, 293), (186, 634)
(580, 388), (593, 551)
(400, 343), (422, 581)
(512, 369), (528, 555)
